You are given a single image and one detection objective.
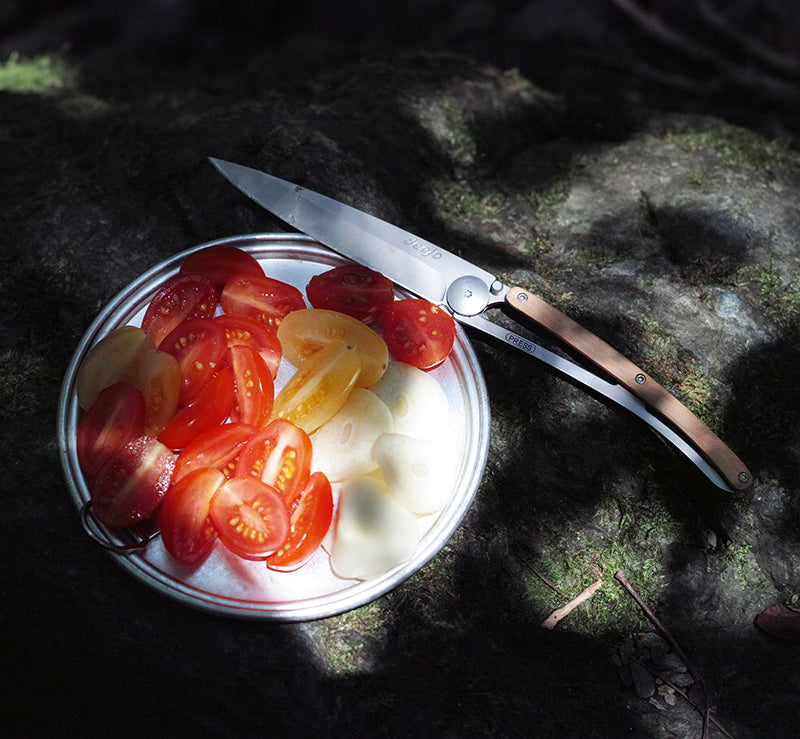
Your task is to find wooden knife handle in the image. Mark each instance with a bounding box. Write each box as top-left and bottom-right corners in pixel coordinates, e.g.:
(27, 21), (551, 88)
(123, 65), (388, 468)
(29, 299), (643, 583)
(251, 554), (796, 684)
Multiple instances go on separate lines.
(506, 287), (753, 491)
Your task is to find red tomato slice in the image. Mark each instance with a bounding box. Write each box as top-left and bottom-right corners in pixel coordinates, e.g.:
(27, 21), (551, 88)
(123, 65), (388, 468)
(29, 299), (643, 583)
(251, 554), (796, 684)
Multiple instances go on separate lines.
(90, 436), (175, 528)
(209, 477), (290, 560)
(158, 367), (236, 451)
(226, 344), (274, 428)
(213, 314), (282, 378)
(220, 274), (305, 334)
(159, 317), (227, 407)
(382, 298), (456, 370)
(122, 348), (181, 436)
(77, 383), (146, 479)
(141, 274), (218, 347)
(306, 263), (394, 320)
(159, 467), (225, 564)
(172, 422), (257, 484)
(235, 419), (312, 507)
(267, 471), (333, 572)
(179, 245), (265, 290)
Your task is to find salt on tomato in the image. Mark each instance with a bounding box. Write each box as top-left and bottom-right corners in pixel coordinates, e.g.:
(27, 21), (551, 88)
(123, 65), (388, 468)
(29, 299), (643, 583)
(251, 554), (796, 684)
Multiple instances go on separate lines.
(271, 340), (362, 434)
(122, 348), (181, 436)
(159, 467), (225, 564)
(76, 326), (155, 410)
(213, 314), (282, 378)
(172, 422), (257, 484)
(277, 308), (388, 387)
(235, 418), (312, 508)
(220, 274), (305, 334)
(158, 367), (236, 451)
(77, 383), (146, 479)
(141, 273), (218, 347)
(306, 263), (394, 320)
(226, 344), (274, 428)
(382, 298), (456, 370)
(267, 471), (333, 572)
(209, 477), (290, 560)
(159, 317), (227, 407)
(89, 435), (175, 528)
(179, 245), (265, 290)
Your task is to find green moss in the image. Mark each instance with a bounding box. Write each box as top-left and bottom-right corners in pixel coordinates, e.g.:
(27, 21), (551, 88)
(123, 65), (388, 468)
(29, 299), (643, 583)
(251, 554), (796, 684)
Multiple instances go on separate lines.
(666, 124), (795, 169)
(0, 53), (73, 92)
(737, 262), (800, 330)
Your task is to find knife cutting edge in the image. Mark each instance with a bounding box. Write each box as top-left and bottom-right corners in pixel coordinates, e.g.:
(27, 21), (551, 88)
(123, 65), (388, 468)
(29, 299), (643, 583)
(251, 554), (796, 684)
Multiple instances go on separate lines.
(209, 157), (753, 493)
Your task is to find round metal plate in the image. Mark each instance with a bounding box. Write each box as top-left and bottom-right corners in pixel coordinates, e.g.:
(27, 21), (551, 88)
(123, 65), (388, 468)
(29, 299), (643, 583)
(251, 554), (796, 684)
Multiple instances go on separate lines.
(57, 233), (490, 621)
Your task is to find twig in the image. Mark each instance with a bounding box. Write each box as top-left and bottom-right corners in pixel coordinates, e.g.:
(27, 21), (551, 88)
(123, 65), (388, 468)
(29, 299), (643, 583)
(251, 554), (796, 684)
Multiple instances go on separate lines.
(607, 0), (800, 101)
(615, 570), (711, 738)
(532, 567), (571, 599)
(541, 578), (603, 629)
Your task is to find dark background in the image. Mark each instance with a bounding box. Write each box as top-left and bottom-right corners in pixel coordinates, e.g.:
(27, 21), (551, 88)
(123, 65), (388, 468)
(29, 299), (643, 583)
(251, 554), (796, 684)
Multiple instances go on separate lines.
(3, 0), (800, 140)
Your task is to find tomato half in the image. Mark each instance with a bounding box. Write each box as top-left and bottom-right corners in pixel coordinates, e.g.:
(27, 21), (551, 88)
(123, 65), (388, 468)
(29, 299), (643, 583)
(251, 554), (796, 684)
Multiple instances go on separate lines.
(213, 314), (282, 378)
(220, 274), (305, 334)
(235, 419), (312, 507)
(77, 383), (146, 479)
(90, 435), (175, 528)
(159, 317), (227, 407)
(271, 340), (361, 433)
(209, 477), (290, 560)
(159, 467), (225, 564)
(158, 367), (236, 450)
(172, 422), (257, 484)
(76, 326), (155, 410)
(382, 298), (456, 370)
(306, 264), (394, 320)
(179, 245), (265, 290)
(122, 348), (181, 436)
(267, 471), (334, 572)
(141, 274), (218, 347)
(226, 344), (274, 428)
(276, 308), (388, 387)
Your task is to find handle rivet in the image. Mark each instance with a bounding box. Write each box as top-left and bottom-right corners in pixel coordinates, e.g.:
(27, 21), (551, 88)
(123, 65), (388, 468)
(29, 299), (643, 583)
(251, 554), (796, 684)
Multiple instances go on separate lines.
(635, 374), (646, 384)
(516, 293), (528, 303)
(738, 472), (750, 484)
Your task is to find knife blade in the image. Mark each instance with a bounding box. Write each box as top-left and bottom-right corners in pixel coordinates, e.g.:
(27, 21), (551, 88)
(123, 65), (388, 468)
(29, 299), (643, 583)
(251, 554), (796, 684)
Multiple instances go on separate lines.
(209, 157), (753, 492)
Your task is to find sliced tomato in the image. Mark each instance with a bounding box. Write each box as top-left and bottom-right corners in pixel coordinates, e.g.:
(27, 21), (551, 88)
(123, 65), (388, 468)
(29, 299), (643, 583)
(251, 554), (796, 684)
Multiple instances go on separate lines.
(226, 344), (274, 428)
(209, 477), (290, 560)
(76, 326), (155, 410)
(382, 298), (456, 370)
(122, 348), (181, 436)
(159, 317), (227, 407)
(235, 419), (312, 507)
(141, 274), (218, 347)
(276, 308), (388, 387)
(220, 274), (305, 334)
(306, 263), (394, 321)
(77, 383), (146, 479)
(179, 245), (265, 290)
(90, 435), (175, 528)
(213, 314), (282, 378)
(172, 422), (257, 484)
(271, 340), (362, 433)
(267, 472), (333, 572)
(158, 367), (236, 451)
(159, 467), (225, 564)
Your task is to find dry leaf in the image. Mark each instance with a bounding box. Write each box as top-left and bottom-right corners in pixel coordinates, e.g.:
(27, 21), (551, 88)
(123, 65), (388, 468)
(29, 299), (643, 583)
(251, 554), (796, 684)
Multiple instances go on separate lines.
(754, 604), (800, 643)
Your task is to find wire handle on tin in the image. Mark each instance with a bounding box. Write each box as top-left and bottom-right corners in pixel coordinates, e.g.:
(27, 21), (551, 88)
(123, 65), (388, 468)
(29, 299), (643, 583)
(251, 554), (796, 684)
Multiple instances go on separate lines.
(80, 501), (159, 553)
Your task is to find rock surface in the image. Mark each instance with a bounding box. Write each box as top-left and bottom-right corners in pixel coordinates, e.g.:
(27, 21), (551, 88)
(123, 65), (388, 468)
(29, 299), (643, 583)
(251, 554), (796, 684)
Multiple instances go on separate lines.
(2, 29), (800, 739)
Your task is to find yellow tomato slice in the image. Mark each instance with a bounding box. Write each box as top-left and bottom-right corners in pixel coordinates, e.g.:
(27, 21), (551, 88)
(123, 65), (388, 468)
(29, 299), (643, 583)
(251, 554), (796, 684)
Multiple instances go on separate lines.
(276, 308), (388, 387)
(270, 340), (361, 433)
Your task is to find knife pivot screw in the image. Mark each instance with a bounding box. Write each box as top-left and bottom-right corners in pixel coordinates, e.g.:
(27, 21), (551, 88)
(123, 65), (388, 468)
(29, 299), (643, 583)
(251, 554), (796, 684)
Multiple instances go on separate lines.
(738, 472), (750, 484)
(635, 374), (646, 384)
(516, 293), (528, 303)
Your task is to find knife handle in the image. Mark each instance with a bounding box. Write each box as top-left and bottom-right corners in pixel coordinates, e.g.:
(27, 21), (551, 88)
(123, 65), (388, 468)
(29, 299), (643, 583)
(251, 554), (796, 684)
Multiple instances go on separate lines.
(506, 287), (753, 491)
